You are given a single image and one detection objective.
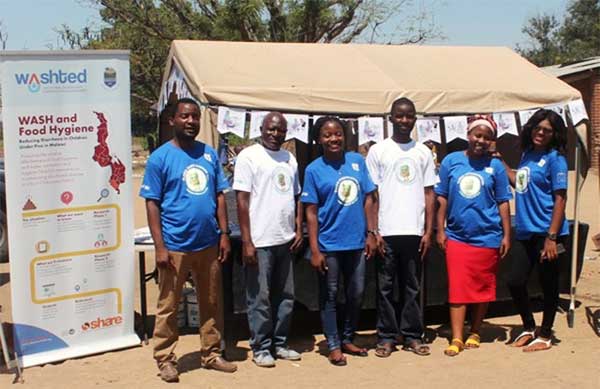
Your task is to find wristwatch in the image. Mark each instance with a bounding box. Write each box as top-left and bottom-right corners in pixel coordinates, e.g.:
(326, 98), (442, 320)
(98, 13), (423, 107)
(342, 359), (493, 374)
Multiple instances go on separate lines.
(220, 229), (232, 236)
(546, 232), (557, 241)
(367, 229), (379, 236)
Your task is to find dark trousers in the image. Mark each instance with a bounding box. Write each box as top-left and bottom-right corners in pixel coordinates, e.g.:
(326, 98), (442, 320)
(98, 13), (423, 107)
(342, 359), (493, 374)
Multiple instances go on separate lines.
(376, 235), (423, 344)
(318, 250), (366, 351)
(507, 235), (565, 339)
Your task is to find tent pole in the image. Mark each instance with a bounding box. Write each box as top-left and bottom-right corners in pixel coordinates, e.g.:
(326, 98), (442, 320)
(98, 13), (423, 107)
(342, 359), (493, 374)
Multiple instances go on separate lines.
(568, 143), (581, 328)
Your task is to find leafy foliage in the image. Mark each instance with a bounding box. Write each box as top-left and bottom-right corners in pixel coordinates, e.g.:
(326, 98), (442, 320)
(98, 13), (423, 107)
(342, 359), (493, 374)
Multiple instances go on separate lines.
(517, 0), (600, 66)
(58, 0), (439, 120)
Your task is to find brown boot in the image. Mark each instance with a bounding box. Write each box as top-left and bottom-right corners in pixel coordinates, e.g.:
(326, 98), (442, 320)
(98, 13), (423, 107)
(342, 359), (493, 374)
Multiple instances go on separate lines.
(158, 361), (179, 383)
(204, 356), (237, 373)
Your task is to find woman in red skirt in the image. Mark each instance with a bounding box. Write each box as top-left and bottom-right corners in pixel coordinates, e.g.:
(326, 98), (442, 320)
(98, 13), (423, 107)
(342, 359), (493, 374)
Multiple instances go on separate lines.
(435, 115), (512, 356)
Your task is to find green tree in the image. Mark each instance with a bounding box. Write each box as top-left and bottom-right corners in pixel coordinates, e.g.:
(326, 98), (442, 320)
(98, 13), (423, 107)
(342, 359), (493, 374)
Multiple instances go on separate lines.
(59, 0), (440, 118)
(518, 0), (600, 66)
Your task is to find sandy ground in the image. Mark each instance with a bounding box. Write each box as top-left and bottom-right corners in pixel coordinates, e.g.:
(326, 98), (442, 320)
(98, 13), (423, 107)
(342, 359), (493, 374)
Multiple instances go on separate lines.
(1, 171), (599, 388)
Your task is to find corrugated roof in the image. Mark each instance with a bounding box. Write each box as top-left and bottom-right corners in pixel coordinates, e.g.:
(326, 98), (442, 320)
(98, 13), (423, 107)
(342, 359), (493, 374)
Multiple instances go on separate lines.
(543, 57), (600, 77)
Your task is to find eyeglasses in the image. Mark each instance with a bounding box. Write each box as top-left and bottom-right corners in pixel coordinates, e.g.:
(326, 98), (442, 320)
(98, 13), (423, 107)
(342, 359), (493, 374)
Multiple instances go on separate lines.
(533, 126), (553, 135)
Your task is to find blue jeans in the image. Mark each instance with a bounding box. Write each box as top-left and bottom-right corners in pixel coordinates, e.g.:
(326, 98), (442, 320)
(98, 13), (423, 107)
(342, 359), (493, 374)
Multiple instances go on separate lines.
(376, 235), (423, 344)
(318, 249), (366, 351)
(245, 240), (295, 355)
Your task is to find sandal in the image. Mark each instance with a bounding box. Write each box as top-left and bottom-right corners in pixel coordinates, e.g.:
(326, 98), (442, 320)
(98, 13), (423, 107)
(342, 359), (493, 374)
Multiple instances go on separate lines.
(510, 330), (535, 347)
(465, 333), (481, 349)
(523, 337), (552, 352)
(374, 343), (395, 358)
(444, 338), (464, 357)
(328, 349), (347, 366)
(402, 339), (431, 356)
(342, 343), (368, 357)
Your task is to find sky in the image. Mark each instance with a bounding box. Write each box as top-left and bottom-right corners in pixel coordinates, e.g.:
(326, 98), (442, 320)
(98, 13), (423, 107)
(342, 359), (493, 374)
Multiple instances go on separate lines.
(0, 0), (570, 50)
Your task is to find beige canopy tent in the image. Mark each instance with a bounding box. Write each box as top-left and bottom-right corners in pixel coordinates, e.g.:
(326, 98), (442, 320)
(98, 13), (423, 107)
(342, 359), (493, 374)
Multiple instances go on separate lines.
(162, 40), (583, 143)
(160, 40), (589, 327)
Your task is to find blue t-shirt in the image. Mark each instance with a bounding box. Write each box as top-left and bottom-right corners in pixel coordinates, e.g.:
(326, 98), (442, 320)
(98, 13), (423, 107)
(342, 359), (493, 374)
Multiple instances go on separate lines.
(435, 152), (512, 248)
(301, 152), (376, 252)
(139, 141), (229, 252)
(514, 149), (569, 239)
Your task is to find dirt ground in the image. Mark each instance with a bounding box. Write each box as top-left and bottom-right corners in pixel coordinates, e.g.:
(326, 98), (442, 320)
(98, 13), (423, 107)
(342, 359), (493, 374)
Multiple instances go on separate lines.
(1, 170), (599, 388)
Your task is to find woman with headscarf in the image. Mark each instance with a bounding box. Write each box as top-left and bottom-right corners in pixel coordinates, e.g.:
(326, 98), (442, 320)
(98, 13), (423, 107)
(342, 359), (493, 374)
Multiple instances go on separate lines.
(435, 115), (512, 357)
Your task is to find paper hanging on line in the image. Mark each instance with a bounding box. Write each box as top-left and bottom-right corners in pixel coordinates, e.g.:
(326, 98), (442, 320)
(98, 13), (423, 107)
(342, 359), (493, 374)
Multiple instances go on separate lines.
(248, 110), (270, 139)
(217, 106), (246, 137)
(284, 113), (309, 143)
(493, 112), (519, 137)
(518, 109), (538, 127)
(545, 104), (567, 124)
(443, 116), (468, 142)
(416, 117), (441, 143)
(568, 99), (589, 125)
(357, 117), (384, 145)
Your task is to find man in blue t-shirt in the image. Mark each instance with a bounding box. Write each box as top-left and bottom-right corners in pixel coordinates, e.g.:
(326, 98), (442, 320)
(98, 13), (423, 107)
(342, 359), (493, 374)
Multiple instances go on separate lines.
(140, 98), (236, 382)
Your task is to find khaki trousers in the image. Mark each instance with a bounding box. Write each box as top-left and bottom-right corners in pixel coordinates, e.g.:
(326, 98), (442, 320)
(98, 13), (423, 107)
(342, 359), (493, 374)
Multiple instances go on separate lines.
(153, 245), (224, 367)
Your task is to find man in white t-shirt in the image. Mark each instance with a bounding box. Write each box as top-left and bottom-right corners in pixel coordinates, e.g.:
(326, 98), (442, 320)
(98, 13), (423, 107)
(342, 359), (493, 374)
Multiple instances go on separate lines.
(366, 97), (437, 358)
(233, 112), (303, 367)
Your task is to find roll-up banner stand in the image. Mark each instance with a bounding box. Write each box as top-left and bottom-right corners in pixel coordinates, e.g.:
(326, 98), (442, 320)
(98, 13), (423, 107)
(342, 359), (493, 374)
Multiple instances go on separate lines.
(0, 51), (139, 367)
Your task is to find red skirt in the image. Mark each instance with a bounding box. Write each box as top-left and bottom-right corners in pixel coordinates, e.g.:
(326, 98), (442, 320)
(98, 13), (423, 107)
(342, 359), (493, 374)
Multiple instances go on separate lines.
(446, 239), (499, 304)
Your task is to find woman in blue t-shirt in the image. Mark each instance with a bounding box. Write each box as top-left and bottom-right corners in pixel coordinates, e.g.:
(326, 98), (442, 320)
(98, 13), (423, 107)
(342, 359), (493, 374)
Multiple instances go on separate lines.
(499, 109), (569, 352)
(301, 116), (378, 366)
(435, 115), (512, 357)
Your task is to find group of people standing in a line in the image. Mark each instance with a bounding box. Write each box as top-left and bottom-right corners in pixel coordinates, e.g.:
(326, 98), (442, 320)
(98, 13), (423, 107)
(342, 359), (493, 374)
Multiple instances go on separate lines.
(141, 96), (569, 382)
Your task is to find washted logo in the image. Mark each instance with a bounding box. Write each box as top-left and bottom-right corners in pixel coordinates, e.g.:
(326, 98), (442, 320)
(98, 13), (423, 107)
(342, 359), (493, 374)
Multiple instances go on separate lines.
(14, 68), (88, 93)
(81, 315), (123, 331)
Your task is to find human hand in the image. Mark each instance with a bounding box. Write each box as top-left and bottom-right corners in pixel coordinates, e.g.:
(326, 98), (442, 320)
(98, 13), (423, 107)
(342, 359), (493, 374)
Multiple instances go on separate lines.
(436, 230), (447, 250)
(365, 234), (378, 260)
(541, 238), (558, 262)
(311, 251), (328, 274)
(155, 247), (174, 269)
(499, 236), (511, 258)
(419, 232), (432, 260)
(242, 240), (257, 265)
(290, 229), (303, 253)
(218, 234), (231, 263)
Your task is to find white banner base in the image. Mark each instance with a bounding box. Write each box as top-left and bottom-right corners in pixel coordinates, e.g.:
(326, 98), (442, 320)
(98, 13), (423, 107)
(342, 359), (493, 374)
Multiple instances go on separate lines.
(20, 334), (140, 368)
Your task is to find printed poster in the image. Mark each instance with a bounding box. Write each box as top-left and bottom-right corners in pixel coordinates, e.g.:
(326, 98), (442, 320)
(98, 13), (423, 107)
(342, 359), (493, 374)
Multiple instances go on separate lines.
(567, 99), (589, 125)
(416, 117), (441, 143)
(217, 106), (246, 138)
(284, 113), (309, 143)
(493, 112), (519, 137)
(0, 52), (139, 367)
(249, 110), (269, 139)
(443, 116), (468, 142)
(357, 117), (384, 145)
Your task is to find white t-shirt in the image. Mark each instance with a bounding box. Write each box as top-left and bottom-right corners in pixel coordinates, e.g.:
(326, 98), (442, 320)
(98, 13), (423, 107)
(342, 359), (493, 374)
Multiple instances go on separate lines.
(366, 138), (438, 236)
(233, 144), (300, 248)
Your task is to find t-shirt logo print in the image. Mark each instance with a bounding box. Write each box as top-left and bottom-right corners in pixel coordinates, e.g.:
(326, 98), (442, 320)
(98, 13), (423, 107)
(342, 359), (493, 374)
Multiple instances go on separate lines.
(515, 167), (530, 193)
(272, 166), (292, 193)
(458, 173), (483, 199)
(395, 158), (416, 184)
(183, 165), (209, 195)
(335, 177), (359, 206)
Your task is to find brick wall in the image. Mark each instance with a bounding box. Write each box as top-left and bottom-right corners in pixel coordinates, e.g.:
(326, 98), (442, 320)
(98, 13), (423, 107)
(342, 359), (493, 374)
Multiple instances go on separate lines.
(590, 72), (600, 170)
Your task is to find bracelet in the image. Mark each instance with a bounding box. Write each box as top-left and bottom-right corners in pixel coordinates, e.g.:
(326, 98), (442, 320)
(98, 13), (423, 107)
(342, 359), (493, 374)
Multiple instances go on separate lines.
(220, 229), (232, 236)
(367, 229), (379, 236)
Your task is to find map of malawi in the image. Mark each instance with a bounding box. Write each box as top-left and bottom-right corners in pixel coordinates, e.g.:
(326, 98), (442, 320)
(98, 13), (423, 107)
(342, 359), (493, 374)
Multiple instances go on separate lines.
(92, 111), (126, 193)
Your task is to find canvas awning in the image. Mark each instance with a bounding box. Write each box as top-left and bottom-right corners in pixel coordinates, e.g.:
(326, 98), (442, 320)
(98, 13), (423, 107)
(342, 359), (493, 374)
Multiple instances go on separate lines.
(163, 40), (582, 116)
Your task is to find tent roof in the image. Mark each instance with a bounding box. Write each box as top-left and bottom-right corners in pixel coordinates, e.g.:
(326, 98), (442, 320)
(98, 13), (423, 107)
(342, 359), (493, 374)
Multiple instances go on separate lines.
(166, 40), (581, 115)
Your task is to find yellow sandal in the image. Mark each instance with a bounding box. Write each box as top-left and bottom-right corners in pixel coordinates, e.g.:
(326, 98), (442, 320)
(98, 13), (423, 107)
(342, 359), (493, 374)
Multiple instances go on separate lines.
(444, 338), (464, 357)
(465, 333), (481, 349)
